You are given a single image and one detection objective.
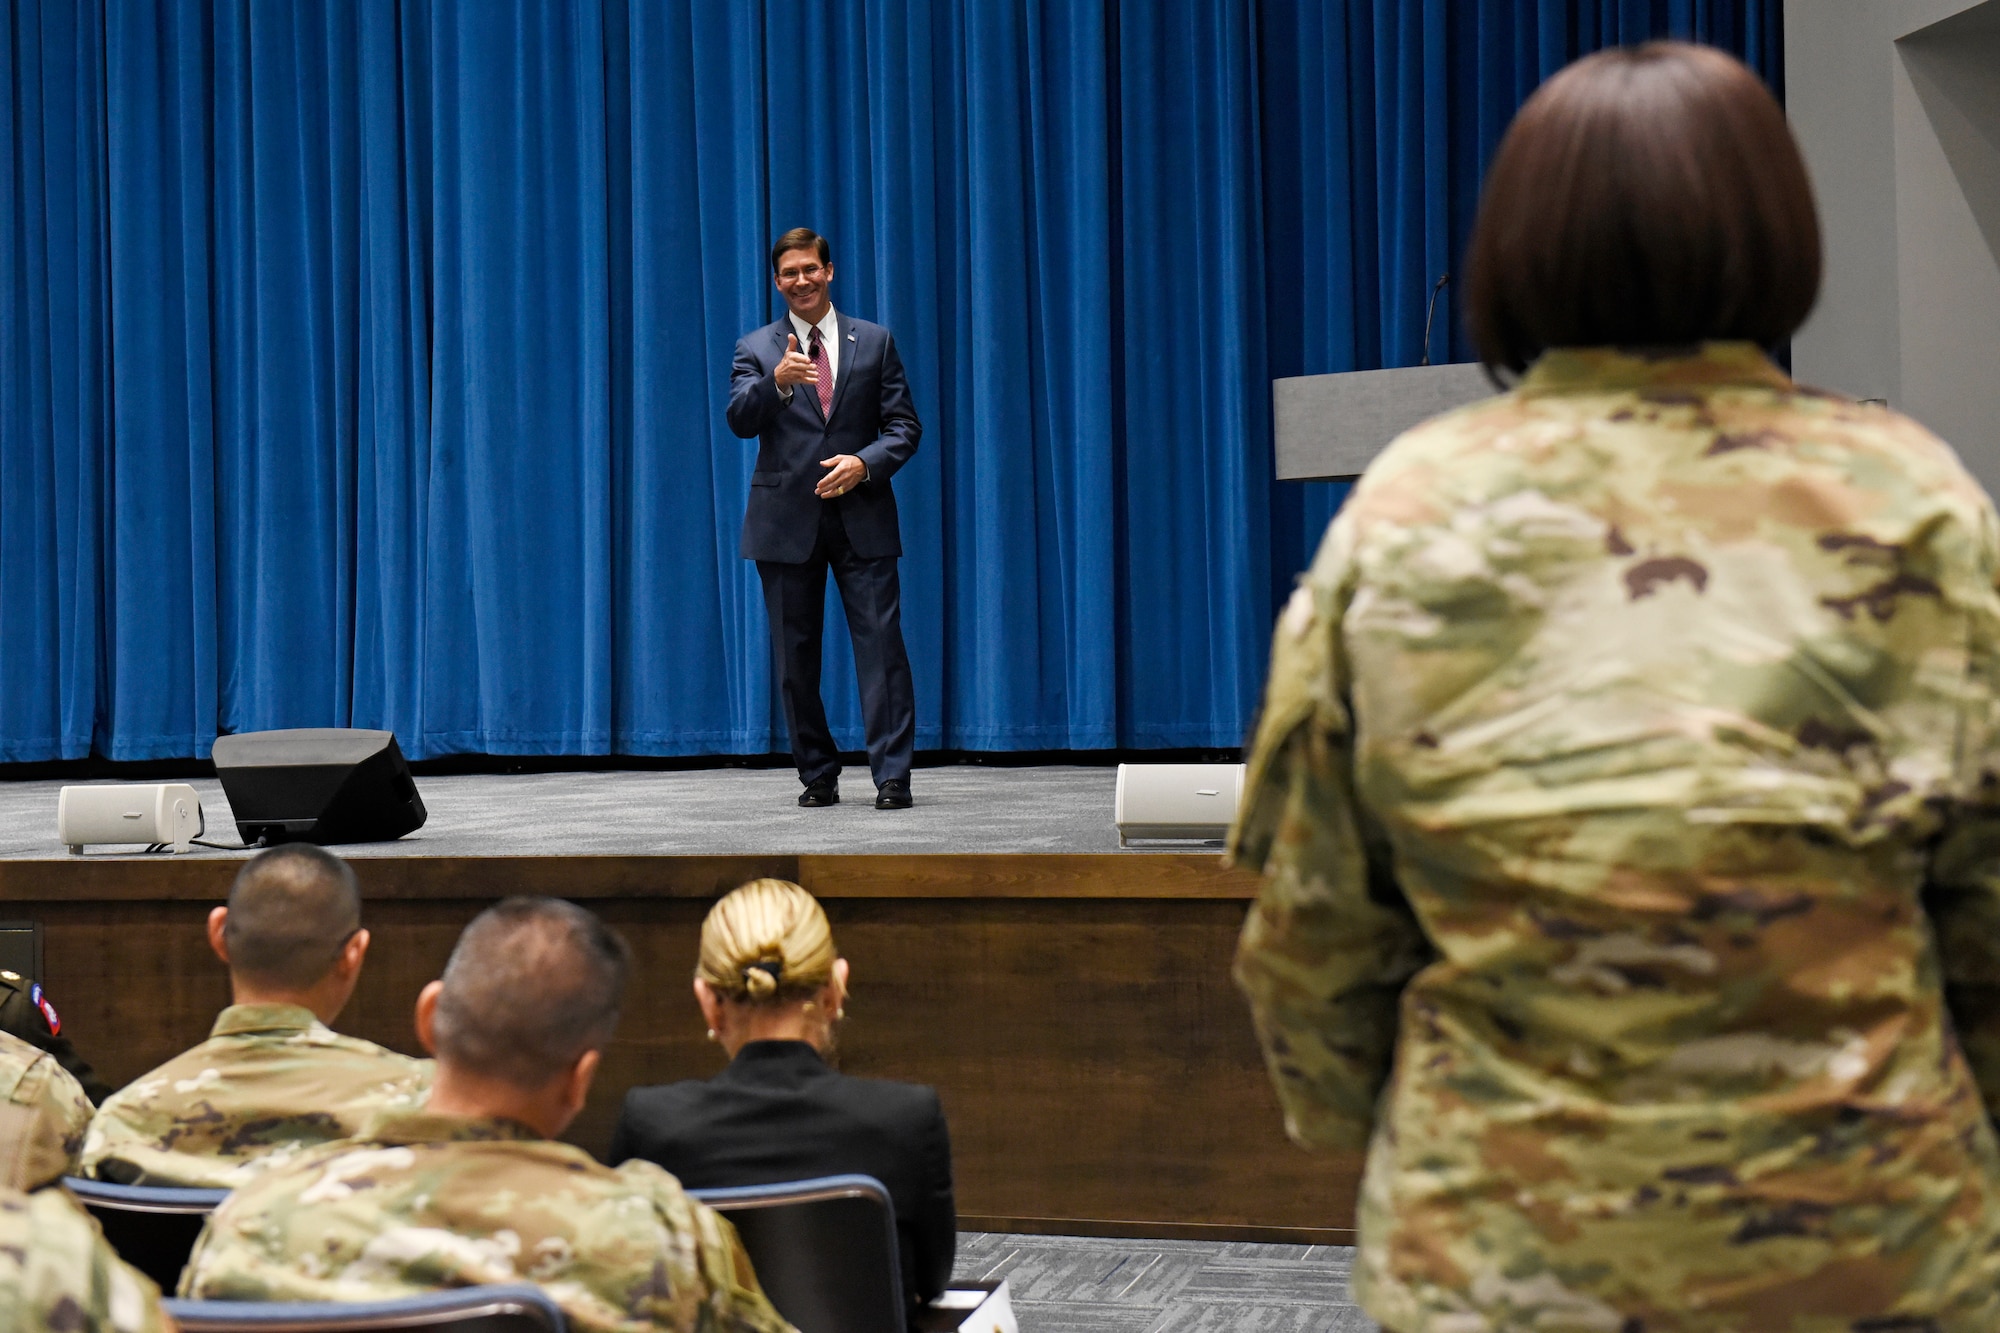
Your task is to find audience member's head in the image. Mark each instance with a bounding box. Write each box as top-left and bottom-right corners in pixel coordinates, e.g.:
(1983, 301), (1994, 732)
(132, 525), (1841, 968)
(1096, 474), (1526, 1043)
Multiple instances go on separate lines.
(416, 897), (630, 1136)
(694, 879), (848, 1056)
(207, 844), (368, 1021)
(1464, 40), (1821, 375)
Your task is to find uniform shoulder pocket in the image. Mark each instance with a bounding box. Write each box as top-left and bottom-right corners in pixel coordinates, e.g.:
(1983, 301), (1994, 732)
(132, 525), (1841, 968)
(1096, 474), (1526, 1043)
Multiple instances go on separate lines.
(1229, 517), (1360, 871)
(2, 1054), (47, 1105)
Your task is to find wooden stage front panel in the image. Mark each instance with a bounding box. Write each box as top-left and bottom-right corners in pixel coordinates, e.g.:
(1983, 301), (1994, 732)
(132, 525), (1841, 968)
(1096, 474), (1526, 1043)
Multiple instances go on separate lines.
(0, 853), (1362, 1243)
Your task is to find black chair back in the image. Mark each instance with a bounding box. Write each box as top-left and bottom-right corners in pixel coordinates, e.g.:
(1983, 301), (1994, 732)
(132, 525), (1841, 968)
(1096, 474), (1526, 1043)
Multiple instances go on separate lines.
(691, 1173), (906, 1333)
(63, 1175), (229, 1291)
(164, 1284), (567, 1332)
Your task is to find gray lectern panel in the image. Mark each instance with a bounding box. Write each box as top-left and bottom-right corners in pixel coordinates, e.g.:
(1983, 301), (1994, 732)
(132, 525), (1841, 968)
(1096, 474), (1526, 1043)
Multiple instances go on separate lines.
(1274, 362), (1495, 481)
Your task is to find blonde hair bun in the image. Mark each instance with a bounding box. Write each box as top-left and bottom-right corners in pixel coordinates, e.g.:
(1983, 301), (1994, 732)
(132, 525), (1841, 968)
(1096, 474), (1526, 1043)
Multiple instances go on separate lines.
(699, 879), (835, 1003)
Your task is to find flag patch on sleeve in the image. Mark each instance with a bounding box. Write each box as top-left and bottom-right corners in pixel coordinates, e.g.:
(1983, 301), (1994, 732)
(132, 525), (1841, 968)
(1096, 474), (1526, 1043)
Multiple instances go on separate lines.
(29, 984), (59, 1036)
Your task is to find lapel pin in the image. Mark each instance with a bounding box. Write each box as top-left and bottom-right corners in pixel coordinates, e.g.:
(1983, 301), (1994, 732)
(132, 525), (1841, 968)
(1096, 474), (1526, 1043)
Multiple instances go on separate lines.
(847, 334), (856, 342)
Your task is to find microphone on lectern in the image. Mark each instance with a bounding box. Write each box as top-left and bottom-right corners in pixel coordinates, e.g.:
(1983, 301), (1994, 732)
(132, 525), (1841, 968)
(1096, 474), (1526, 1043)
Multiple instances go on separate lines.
(1419, 271), (1451, 367)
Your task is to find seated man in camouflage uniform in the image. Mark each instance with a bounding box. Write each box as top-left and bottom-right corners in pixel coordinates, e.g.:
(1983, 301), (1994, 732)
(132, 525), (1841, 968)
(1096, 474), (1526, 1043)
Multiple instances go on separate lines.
(0, 1033), (91, 1190)
(81, 845), (430, 1188)
(0, 1182), (173, 1332)
(0, 1103), (174, 1332)
(181, 897), (794, 1333)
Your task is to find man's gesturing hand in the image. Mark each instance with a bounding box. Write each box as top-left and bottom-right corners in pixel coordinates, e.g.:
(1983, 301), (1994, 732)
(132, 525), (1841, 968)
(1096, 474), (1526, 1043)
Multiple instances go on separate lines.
(776, 334), (819, 389)
(816, 455), (866, 498)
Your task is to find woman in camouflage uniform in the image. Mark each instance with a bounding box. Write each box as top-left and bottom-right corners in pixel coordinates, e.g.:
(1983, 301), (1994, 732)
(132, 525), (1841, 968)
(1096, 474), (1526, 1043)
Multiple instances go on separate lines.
(1232, 42), (2000, 1333)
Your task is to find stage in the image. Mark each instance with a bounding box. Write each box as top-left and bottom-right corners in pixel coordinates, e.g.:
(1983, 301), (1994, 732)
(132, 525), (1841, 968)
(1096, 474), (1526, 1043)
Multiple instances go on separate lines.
(0, 766), (1130, 859)
(0, 765), (1361, 1244)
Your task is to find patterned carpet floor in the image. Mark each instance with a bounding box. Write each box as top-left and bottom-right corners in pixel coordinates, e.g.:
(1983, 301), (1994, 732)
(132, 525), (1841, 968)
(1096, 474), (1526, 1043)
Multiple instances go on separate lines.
(954, 1233), (1381, 1332)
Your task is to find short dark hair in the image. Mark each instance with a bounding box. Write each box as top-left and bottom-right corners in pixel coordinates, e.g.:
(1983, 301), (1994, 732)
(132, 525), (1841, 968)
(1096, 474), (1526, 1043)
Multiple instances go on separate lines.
(770, 227), (831, 274)
(1464, 42), (1821, 375)
(223, 845), (361, 991)
(431, 897), (631, 1089)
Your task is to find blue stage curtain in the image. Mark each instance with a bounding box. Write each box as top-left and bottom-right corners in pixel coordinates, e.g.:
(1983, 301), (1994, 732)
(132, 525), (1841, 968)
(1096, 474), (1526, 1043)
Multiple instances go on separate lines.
(99, 0), (225, 760)
(351, 0), (434, 745)
(0, 0), (107, 762)
(0, 0), (1782, 762)
(1118, 1), (1275, 745)
(607, 0), (778, 754)
(209, 1), (361, 743)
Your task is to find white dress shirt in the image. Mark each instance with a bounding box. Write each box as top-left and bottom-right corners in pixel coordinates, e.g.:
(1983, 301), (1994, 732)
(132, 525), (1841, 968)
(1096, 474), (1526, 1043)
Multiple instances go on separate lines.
(777, 304), (867, 481)
(778, 306), (839, 403)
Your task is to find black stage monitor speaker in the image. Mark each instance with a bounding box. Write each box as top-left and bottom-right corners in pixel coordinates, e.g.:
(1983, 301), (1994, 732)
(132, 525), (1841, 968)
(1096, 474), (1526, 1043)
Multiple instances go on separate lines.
(212, 728), (427, 846)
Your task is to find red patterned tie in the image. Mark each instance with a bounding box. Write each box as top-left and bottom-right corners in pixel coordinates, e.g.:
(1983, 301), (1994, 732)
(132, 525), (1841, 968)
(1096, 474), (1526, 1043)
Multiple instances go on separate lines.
(808, 326), (834, 417)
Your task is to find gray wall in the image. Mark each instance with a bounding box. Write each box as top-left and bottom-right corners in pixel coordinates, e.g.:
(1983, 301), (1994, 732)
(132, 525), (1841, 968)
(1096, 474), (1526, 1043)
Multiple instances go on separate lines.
(1788, 0), (2000, 491)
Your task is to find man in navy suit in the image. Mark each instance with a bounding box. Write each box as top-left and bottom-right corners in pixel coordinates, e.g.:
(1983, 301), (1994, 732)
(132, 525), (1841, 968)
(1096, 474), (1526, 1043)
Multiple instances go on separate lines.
(727, 229), (921, 809)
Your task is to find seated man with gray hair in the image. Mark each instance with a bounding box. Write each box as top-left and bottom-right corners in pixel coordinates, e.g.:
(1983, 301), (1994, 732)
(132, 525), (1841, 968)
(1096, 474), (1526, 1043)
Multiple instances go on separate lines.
(180, 897), (794, 1333)
(82, 843), (431, 1187)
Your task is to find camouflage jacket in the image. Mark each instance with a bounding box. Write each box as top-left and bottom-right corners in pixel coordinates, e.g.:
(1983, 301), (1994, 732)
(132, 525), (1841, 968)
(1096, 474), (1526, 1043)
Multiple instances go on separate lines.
(0, 969), (112, 1103)
(180, 1109), (796, 1333)
(1231, 344), (2000, 1332)
(1, 1185), (170, 1332)
(80, 1002), (432, 1188)
(0, 1028), (93, 1190)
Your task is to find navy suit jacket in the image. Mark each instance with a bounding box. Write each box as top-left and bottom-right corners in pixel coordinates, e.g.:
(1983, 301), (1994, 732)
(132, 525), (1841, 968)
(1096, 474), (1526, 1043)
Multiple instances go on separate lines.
(726, 313), (921, 563)
(608, 1041), (956, 1306)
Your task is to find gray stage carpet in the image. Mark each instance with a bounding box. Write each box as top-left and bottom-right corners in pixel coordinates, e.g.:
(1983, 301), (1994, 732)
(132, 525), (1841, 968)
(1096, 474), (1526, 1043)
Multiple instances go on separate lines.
(0, 765), (1158, 859)
(955, 1233), (1378, 1332)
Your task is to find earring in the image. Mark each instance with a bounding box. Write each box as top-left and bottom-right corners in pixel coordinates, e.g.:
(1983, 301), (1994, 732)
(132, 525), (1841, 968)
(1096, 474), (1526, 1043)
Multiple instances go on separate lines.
(705, 1028), (717, 1042)
(835, 1007), (845, 1020)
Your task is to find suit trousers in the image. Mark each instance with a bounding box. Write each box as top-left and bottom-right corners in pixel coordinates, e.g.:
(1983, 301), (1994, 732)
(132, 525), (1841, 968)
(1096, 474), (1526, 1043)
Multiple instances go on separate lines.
(757, 503), (916, 789)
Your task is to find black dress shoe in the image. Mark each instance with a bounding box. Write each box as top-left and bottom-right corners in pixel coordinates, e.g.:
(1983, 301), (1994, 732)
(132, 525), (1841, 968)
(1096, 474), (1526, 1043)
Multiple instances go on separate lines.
(798, 777), (839, 807)
(875, 779), (913, 810)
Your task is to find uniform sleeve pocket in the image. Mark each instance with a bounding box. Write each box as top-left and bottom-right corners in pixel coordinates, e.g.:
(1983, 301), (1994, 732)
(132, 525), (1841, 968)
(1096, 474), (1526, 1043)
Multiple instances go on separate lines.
(1228, 698), (1318, 872)
(750, 471), (781, 487)
(1228, 580), (1348, 872)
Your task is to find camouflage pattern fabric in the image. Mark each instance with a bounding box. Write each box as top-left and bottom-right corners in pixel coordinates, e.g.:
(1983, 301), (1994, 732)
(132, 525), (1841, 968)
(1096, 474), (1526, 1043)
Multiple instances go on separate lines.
(180, 1109), (795, 1333)
(0, 1028), (93, 1190)
(0, 1184), (171, 1333)
(0, 969), (113, 1103)
(81, 1002), (431, 1188)
(1230, 343), (2000, 1332)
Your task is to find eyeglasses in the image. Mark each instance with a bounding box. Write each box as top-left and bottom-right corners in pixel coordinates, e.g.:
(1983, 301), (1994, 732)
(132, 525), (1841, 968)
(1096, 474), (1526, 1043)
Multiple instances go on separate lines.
(777, 264), (826, 282)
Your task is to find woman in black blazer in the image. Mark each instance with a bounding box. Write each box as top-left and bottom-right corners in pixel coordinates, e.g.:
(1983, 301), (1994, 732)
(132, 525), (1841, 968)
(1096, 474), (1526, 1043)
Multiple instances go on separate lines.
(608, 879), (956, 1308)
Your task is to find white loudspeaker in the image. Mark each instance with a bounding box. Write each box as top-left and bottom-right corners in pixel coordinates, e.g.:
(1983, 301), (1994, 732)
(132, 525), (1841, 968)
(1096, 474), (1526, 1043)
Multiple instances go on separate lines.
(1113, 763), (1246, 847)
(57, 784), (203, 855)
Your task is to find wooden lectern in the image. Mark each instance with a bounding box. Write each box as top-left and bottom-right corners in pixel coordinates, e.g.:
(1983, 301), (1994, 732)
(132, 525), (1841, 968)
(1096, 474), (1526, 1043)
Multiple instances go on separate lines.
(1273, 362), (1494, 481)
